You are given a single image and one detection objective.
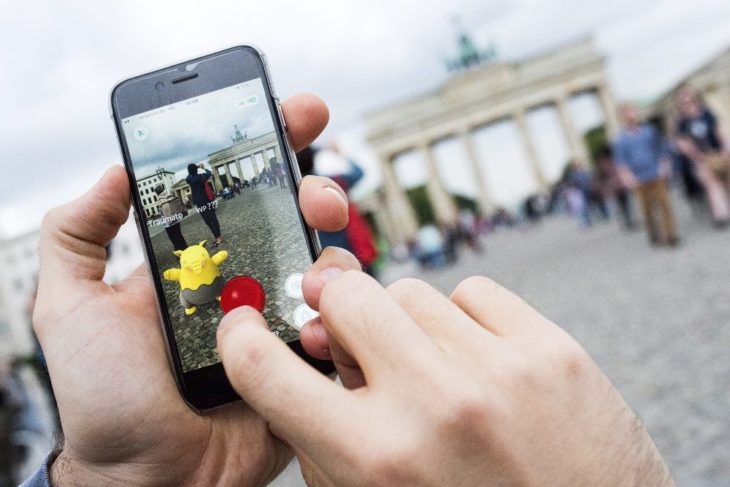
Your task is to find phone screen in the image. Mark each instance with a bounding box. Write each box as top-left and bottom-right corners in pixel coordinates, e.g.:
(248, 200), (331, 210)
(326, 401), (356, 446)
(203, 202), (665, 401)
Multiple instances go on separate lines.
(121, 77), (318, 374)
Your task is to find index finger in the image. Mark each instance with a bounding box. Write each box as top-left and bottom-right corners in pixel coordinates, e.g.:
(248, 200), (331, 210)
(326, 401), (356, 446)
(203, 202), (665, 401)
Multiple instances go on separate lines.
(217, 306), (357, 455)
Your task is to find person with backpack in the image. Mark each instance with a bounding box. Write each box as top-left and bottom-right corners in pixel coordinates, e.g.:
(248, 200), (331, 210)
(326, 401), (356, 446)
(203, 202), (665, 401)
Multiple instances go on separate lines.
(297, 145), (379, 278)
(186, 162), (223, 247)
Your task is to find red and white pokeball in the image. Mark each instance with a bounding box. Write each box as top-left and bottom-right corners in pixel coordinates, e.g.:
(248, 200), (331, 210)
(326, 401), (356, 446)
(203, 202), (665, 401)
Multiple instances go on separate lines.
(220, 276), (266, 313)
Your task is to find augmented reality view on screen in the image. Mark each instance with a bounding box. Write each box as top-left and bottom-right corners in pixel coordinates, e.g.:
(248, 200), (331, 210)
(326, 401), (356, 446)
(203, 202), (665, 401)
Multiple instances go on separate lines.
(122, 78), (316, 372)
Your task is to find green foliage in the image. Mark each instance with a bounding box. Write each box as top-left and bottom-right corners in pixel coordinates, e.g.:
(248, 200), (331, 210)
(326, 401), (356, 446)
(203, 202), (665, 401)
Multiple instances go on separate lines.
(452, 194), (479, 216)
(405, 185), (436, 226)
(584, 125), (608, 167)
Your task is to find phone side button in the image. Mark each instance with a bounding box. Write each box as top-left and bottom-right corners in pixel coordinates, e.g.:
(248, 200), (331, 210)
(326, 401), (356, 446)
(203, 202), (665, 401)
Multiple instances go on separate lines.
(276, 99), (287, 130)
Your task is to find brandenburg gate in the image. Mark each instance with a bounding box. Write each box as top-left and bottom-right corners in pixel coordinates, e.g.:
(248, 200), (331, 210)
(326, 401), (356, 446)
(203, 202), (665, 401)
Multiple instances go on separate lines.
(365, 37), (620, 245)
(207, 129), (282, 188)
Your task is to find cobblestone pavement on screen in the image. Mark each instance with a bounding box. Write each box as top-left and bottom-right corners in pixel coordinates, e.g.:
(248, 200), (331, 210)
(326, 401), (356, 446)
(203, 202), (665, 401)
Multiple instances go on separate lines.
(151, 184), (310, 372)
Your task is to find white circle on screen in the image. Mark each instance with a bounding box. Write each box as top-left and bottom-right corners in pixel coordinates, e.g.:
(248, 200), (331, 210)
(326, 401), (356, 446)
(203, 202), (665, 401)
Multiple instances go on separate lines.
(285, 273), (304, 299)
(293, 304), (319, 330)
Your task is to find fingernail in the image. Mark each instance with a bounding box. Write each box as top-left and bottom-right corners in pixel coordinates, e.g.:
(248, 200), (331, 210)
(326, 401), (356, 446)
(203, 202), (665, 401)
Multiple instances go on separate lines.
(310, 319), (329, 347)
(324, 185), (348, 207)
(219, 305), (255, 332)
(319, 267), (343, 282)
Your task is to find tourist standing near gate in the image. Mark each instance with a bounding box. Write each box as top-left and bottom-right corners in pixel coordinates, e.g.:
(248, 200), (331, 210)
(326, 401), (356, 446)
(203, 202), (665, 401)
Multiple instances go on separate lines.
(674, 86), (730, 228)
(613, 105), (679, 247)
(186, 163), (223, 247)
(154, 184), (188, 251)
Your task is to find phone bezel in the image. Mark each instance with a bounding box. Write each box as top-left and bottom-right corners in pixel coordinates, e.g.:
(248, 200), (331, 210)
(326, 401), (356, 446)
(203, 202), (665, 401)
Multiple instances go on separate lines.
(110, 45), (334, 411)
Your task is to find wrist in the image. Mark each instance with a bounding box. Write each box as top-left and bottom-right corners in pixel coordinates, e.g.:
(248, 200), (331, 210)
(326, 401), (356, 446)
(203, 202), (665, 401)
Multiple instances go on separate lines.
(49, 450), (155, 487)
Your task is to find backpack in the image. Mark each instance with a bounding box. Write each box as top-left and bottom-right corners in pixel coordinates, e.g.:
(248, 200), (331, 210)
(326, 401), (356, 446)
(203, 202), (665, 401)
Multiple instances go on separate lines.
(346, 202), (378, 267)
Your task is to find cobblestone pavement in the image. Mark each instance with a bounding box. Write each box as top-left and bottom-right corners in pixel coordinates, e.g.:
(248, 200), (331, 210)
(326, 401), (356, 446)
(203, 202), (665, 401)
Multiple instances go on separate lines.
(273, 192), (728, 487)
(150, 184), (311, 372)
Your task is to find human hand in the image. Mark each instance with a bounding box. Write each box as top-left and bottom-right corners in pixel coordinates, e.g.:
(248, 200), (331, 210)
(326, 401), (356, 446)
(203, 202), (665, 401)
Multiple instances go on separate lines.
(219, 273), (675, 486)
(34, 93), (348, 487)
(617, 164), (639, 190)
(659, 158), (672, 179)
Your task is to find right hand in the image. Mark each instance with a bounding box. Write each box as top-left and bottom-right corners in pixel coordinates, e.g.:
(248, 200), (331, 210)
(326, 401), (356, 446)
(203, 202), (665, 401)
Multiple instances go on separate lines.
(218, 268), (675, 486)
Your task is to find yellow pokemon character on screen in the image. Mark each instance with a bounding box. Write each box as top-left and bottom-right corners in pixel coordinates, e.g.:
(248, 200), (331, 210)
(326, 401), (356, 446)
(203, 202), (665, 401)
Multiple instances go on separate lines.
(163, 240), (228, 315)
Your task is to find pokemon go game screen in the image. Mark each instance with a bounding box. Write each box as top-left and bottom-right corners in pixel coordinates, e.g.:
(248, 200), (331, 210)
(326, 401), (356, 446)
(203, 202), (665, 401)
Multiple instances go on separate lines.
(122, 78), (316, 372)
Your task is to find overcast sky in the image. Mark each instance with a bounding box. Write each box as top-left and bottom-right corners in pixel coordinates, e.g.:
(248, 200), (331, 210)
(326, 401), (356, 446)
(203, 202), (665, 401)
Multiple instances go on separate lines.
(124, 78), (274, 179)
(1, 0), (729, 238)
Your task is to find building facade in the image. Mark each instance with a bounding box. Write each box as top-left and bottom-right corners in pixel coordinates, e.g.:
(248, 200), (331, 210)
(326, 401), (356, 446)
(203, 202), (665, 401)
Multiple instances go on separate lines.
(365, 37), (620, 245)
(136, 169), (177, 218)
(0, 218), (143, 361)
(0, 230), (40, 359)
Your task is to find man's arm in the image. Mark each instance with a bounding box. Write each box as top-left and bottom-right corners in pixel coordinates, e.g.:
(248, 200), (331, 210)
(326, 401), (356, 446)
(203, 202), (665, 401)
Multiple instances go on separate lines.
(342, 159), (364, 188)
(613, 138), (638, 188)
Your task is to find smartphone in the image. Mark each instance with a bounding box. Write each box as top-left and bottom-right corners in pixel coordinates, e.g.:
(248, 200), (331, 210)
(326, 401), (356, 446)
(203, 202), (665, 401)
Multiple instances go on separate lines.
(111, 46), (334, 410)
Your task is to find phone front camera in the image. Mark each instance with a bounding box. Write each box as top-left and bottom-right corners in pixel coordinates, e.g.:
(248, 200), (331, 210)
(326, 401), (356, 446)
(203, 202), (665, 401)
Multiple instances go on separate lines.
(155, 81), (165, 91)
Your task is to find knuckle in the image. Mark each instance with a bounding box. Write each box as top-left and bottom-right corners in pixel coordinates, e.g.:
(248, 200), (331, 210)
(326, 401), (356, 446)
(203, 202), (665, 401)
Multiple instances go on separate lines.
(451, 275), (501, 302)
(361, 440), (419, 486)
(436, 380), (493, 433)
(545, 333), (591, 380)
(40, 206), (64, 236)
(386, 277), (431, 302)
(320, 269), (372, 313)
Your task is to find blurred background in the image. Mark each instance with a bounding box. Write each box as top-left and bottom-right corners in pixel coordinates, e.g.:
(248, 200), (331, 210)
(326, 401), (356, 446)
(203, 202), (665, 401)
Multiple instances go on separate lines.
(1, 0), (729, 485)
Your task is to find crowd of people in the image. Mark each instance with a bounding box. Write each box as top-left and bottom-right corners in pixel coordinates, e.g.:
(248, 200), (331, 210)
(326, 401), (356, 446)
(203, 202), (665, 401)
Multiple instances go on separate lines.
(553, 86), (729, 248)
(391, 85), (730, 273)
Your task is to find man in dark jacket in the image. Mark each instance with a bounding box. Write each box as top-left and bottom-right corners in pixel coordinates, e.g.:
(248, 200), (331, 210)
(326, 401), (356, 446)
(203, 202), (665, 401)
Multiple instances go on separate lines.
(186, 163), (223, 246)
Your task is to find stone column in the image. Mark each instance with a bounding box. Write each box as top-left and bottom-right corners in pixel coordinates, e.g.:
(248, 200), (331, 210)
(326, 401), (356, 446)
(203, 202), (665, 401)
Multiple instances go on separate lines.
(513, 110), (548, 190)
(235, 159), (244, 181)
(418, 143), (458, 224)
(595, 84), (620, 139)
(379, 153), (418, 244)
(224, 162), (234, 186)
(261, 151), (271, 169)
(555, 95), (589, 163)
(250, 156), (260, 176)
(459, 128), (495, 215)
(211, 165), (222, 192)
(273, 144), (283, 162)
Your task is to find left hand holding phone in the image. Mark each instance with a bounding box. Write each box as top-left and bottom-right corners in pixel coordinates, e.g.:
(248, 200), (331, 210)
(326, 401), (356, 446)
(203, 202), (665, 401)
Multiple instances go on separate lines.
(34, 94), (341, 487)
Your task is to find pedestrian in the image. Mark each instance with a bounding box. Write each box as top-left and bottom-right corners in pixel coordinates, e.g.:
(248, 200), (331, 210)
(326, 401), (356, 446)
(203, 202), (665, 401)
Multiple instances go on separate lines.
(674, 86), (730, 228)
(297, 145), (379, 278)
(186, 163), (223, 246)
(154, 184), (188, 251)
(613, 104), (679, 247)
(270, 158), (287, 188)
(595, 145), (637, 230)
(562, 161), (599, 228)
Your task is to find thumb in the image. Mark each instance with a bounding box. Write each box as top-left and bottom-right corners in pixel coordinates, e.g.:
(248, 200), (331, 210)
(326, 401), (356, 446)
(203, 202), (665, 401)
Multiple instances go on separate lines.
(37, 165), (131, 293)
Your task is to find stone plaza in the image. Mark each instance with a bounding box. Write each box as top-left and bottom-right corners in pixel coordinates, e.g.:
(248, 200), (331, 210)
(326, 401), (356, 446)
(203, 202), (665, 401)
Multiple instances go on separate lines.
(150, 183), (311, 372)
